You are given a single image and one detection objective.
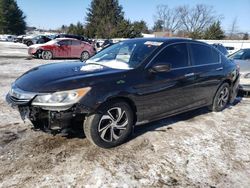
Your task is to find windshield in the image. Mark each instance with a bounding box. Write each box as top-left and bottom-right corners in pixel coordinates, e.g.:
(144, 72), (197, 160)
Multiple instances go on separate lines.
(229, 49), (244, 60)
(86, 40), (163, 69)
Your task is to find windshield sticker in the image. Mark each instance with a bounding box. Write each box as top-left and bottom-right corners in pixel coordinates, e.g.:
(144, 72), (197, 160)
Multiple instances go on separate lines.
(144, 41), (163, 46)
(80, 64), (103, 72)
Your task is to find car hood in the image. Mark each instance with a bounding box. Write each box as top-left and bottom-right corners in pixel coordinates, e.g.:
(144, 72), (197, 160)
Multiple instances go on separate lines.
(15, 61), (127, 93)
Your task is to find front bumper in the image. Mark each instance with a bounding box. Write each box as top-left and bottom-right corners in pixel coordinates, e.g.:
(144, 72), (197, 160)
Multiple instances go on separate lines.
(6, 92), (92, 131)
(239, 84), (250, 92)
(239, 73), (250, 92)
(28, 47), (37, 56)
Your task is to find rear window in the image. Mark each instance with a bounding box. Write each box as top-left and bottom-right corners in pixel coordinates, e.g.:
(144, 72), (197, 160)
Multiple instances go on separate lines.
(190, 43), (220, 65)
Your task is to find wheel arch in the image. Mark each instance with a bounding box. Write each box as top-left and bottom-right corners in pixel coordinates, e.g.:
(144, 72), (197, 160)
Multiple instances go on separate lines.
(214, 79), (232, 96)
(210, 79), (231, 107)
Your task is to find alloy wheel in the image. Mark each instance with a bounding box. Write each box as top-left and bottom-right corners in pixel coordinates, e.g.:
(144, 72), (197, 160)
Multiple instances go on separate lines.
(98, 107), (128, 142)
(81, 51), (90, 61)
(218, 87), (229, 108)
(42, 51), (52, 60)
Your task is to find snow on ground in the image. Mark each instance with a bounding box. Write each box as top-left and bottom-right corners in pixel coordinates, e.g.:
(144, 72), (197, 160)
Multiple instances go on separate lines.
(0, 42), (249, 187)
(0, 42), (28, 58)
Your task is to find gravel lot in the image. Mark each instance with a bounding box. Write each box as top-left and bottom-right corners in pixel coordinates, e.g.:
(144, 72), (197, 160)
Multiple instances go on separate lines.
(0, 42), (249, 187)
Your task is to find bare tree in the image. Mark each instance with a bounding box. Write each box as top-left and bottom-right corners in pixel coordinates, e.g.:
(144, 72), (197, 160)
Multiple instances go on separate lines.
(177, 4), (218, 36)
(228, 17), (238, 39)
(154, 5), (181, 33)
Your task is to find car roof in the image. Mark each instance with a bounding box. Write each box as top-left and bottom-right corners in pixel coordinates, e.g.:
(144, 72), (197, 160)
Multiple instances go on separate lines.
(55, 38), (79, 41)
(122, 37), (208, 45)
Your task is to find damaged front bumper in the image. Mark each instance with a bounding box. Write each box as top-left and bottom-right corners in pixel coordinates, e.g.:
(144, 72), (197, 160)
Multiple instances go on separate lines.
(6, 93), (92, 132)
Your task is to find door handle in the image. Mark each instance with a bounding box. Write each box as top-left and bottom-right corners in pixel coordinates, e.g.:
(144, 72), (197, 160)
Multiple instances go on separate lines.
(185, 73), (195, 77)
(216, 67), (223, 71)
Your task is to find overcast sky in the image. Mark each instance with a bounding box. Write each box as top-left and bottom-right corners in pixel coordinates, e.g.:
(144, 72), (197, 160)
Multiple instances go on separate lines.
(16, 0), (250, 33)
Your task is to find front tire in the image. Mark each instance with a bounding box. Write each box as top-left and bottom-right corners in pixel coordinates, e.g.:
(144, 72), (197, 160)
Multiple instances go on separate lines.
(84, 101), (134, 148)
(41, 50), (53, 60)
(210, 83), (230, 112)
(80, 51), (90, 61)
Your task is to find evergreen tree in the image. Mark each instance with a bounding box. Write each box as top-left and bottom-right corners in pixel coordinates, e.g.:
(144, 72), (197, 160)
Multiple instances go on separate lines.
(189, 31), (203, 39)
(0, 0), (26, 35)
(132, 20), (149, 34)
(153, 20), (164, 32)
(203, 21), (225, 40)
(116, 19), (133, 38)
(85, 0), (125, 38)
(67, 22), (85, 36)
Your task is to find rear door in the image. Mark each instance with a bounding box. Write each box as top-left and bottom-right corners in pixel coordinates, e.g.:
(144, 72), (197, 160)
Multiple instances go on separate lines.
(71, 40), (82, 58)
(189, 43), (223, 104)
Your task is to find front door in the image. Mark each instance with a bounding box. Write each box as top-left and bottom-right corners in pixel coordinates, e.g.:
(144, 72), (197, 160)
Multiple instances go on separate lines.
(133, 43), (197, 121)
(56, 40), (72, 58)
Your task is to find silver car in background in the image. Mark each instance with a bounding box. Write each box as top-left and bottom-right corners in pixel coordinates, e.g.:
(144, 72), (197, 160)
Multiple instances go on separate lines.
(229, 48), (250, 92)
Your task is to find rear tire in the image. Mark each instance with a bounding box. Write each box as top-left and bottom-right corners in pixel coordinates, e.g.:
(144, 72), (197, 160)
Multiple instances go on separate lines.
(41, 50), (53, 60)
(209, 83), (230, 112)
(27, 41), (33, 46)
(84, 101), (134, 148)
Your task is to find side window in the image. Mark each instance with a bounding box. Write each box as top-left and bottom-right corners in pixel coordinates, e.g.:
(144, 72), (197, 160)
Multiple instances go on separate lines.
(72, 40), (81, 46)
(242, 50), (250, 60)
(153, 43), (189, 69)
(211, 47), (220, 62)
(58, 40), (71, 46)
(190, 44), (220, 65)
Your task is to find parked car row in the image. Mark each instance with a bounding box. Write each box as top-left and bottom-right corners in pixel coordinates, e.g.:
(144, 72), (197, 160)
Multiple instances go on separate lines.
(14, 34), (92, 46)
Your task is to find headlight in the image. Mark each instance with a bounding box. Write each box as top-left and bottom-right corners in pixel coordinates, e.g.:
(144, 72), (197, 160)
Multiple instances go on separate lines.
(32, 87), (91, 107)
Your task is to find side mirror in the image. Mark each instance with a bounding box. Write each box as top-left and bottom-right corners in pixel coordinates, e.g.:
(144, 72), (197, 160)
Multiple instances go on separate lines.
(149, 64), (171, 73)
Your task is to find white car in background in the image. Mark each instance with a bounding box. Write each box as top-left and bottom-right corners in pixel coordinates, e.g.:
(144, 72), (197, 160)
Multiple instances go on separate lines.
(229, 48), (250, 93)
(0, 34), (16, 42)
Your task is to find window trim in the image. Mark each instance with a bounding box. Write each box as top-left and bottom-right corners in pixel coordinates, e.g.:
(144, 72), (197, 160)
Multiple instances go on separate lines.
(188, 42), (221, 66)
(145, 42), (191, 70)
(146, 41), (222, 71)
(58, 40), (72, 46)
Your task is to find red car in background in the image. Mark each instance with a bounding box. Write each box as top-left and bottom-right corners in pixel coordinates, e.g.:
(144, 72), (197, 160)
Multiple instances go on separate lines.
(28, 38), (96, 61)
